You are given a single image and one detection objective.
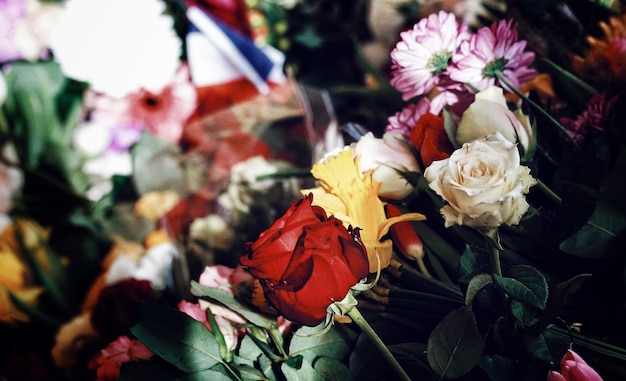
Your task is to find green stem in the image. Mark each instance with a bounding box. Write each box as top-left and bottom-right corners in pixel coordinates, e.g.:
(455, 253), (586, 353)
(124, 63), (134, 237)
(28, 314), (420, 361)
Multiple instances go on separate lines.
(540, 58), (596, 96)
(347, 307), (411, 381)
(269, 324), (288, 358)
(535, 179), (562, 205)
(484, 229), (502, 277)
(494, 71), (580, 151)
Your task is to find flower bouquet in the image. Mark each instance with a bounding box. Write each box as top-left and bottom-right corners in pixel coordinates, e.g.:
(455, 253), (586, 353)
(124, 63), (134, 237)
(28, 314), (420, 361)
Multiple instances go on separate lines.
(3, 0), (626, 380)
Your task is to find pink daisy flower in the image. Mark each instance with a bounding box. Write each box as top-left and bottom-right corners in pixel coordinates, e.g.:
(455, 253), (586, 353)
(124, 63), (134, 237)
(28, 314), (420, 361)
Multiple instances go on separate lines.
(390, 11), (469, 101)
(385, 97), (431, 138)
(449, 18), (536, 92)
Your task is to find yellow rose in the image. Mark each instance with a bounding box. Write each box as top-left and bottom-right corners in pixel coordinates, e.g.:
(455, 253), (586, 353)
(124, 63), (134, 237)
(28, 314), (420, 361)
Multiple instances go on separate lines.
(424, 132), (536, 230)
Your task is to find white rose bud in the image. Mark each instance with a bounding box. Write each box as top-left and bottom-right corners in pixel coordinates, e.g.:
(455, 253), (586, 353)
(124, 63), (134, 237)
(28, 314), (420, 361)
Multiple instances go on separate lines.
(456, 86), (535, 159)
(424, 132), (537, 230)
(189, 214), (235, 252)
(353, 132), (421, 200)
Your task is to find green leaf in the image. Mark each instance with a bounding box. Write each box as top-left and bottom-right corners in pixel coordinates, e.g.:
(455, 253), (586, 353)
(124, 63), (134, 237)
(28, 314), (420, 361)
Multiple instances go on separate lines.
(493, 265), (548, 310)
(465, 273), (493, 306)
(4, 61), (65, 167)
(538, 273), (592, 330)
(560, 199), (626, 258)
(191, 282), (275, 328)
(427, 306), (484, 379)
(289, 324), (356, 362)
(522, 332), (553, 364)
(313, 356), (353, 381)
(231, 363), (267, 380)
(285, 354), (304, 369)
(511, 300), (537, 326)
(236, 335), (264, 364)
(477, 354), (515, 381)
(459, 245), (480, 275)
(130, 300), (223, 373)
(121, 359), (234, 381)
(281, 357), (324, 381)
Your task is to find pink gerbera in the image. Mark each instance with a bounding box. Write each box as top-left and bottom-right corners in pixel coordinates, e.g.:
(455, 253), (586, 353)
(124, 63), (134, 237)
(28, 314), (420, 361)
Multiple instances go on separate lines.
(385, 97), (431, 138)
(390, 11), (469, 100)
(449, 18), (536, 91)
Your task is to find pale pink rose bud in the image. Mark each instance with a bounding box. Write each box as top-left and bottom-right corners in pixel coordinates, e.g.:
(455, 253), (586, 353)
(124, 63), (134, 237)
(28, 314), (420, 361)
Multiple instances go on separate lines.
(456, 86), (535, 160)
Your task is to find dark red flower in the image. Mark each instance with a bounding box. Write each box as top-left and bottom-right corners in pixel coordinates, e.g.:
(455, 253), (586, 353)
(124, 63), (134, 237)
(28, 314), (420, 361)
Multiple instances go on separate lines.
(90, 279), (155, 340)
(240, 194), (369, 326)
(560, 92), (618, 143)
(409, 112), (454, 167)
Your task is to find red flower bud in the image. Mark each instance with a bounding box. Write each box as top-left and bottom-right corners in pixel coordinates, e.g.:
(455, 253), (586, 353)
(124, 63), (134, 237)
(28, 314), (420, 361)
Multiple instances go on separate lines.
(386, 203), (424, 261)
(386, 203), (431, 277)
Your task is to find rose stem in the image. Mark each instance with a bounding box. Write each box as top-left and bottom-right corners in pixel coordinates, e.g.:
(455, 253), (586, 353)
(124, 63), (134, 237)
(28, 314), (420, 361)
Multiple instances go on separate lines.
(535, 179), (562, 205)
(347, 307), (411, 381)
(484, 229), (514, 323)
(484, 229), (502, 277)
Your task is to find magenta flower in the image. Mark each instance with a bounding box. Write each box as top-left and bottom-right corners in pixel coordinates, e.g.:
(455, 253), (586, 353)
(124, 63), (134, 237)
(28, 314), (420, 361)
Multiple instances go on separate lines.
(385, 97), (431, 138)
(390, 11), (469, 100)
(449, 19), (536, 91)
(547, 349), (603, 381)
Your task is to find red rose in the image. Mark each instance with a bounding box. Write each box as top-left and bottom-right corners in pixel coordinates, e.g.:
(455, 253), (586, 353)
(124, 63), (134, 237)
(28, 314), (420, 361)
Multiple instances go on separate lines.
(409, 112), (454, 167)
(240, 194), (369, 326)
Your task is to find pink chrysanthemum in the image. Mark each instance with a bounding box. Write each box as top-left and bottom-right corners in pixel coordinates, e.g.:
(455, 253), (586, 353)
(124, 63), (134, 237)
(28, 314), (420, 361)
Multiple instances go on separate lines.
(560, 92), (617, 143)
(449, 18), (536, 91)
(390, 11), (469, 100)
(385, 97), (431, 138)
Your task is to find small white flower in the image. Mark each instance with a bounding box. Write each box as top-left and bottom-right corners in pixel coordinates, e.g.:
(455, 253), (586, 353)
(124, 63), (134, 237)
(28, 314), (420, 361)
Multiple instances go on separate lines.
(189, 214), (235, 252)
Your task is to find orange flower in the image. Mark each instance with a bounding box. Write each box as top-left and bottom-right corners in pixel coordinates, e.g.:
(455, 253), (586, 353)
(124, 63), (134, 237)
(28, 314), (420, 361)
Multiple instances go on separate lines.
(570, 12), (626, 84)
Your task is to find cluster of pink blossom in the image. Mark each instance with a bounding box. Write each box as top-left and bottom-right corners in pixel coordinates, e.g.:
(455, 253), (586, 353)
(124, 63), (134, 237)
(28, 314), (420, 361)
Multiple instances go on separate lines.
(388, 10), (536, 134)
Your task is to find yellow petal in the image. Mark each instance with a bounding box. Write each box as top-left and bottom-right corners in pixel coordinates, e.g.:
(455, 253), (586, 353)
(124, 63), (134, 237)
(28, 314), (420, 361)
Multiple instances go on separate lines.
(0, 243), (27, 291)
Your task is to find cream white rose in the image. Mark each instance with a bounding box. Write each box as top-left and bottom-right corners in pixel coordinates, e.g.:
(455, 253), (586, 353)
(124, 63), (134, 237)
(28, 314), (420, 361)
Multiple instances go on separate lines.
(456, 86), (534, 159)
(353, 132), (421, 200)
(424, 132), (536, 230)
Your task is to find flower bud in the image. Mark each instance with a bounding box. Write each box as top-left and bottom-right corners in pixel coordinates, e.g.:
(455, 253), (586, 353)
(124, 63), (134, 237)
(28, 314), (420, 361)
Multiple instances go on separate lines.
(456, 86), (535, 160)
(547, 349), (604, 381)
(386, 203), (424, 262)
(353, 132), (421, 200)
